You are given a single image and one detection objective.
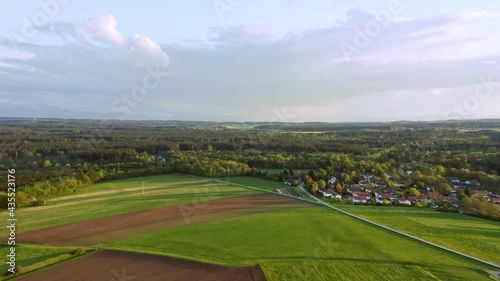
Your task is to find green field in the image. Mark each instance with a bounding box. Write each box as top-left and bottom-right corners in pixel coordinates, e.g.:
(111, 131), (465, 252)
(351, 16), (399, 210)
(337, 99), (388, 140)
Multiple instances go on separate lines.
(0, 174), (260, 235)
(104, 206), (496, 281)
(217, 176), (289, 190)
(0, 245), (76, 274)
(4, 174), (498, 280)
(335, 205), (500, 265)
(217, 176), (314, 201)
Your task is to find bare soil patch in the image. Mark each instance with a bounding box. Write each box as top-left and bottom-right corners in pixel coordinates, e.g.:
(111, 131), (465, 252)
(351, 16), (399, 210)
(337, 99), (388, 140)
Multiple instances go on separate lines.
(15, 194), (312, 246)
(16, 250), (267, 281)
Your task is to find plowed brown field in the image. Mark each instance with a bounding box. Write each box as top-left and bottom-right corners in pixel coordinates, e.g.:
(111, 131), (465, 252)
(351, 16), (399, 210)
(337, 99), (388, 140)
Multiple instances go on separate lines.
(17, 250), (267, 281)
(17, 193), (312, 246)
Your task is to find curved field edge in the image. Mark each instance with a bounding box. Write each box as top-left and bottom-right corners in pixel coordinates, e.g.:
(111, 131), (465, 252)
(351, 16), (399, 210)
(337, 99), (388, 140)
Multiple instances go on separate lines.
(0, 244), (89, 279)
(11, 250), (266, 281)
(0, 174), (262, 236)
(334, 204), (500, 265)
(102, 206), (495, 281)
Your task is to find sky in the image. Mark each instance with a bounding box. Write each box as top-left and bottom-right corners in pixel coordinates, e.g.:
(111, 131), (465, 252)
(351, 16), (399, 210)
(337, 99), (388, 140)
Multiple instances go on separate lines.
(1, 0), (500, 122)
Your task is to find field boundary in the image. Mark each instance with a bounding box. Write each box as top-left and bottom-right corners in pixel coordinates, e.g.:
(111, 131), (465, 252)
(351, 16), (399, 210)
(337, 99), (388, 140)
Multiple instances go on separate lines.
(14, 249), (267, 281)
(187, 174), (500, 270)
(297, 183), (500, 270)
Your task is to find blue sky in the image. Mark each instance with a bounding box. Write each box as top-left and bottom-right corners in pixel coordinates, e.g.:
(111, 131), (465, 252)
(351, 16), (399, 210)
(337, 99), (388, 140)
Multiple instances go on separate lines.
(1, 0), (500, 121)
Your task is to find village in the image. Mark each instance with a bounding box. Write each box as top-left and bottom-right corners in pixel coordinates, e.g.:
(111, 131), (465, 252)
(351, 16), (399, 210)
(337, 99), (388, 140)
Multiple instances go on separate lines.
(284, 171), (500, 209)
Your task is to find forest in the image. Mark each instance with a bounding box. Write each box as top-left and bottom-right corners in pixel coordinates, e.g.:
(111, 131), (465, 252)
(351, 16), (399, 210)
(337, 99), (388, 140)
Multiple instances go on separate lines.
(0, 118), (499, 220)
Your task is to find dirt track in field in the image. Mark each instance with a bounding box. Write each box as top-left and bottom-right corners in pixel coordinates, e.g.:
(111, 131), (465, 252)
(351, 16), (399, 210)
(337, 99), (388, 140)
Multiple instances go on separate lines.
(16, 193), (313, 246)
(17, 250), (267, 281)
(17, 180), (206, 213)
(49, 179), (203, 202)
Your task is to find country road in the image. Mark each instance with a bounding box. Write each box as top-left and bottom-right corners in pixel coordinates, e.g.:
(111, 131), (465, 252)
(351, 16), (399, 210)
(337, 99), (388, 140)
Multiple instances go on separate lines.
(297, 183), (500, 270)
(192, 175), (500, 270)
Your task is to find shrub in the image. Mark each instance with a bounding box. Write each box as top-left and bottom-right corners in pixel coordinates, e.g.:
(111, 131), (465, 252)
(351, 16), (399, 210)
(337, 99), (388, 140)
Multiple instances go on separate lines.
(32, 200), (47, 206)
(74, 248), (86, 255)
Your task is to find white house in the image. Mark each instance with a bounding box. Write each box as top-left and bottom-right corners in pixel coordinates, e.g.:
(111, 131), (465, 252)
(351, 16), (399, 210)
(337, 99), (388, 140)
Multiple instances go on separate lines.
(318, 189), (334, 198)
(398, 199), (412, 206)
(328, 177), (337, 184)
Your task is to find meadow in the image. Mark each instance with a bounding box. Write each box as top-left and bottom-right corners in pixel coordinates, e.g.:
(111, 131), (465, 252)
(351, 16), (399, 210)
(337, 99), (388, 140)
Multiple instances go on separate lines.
(0, 245), (77, 276)
(217, 176), (295, 191)
(0, 174), (259, 236)
(335, 204), (500, 265)
(104, 206), (496, 281)
(3, 174), (498, 280)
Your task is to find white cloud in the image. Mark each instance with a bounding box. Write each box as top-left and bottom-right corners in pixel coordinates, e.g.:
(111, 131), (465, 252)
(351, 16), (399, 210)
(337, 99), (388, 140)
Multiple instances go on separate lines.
(0, 9), (499, 121)
(84, 15), (125, 45)
(83, 15), (169, 66)
(128, 34), (169, 66)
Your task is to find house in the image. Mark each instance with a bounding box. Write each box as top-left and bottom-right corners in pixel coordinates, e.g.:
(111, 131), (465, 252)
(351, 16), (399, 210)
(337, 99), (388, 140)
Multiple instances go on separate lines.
(471, 190), (490, 197)
(352, 192), (371, 203)
(406, 170), (414, 176)
(285, 176), (302, 185)
(318, 189), (334, 198)
(375, 194), (393, 204)
(406, 195), (426, 203)
(327, 177), (337, 184)
(397, 199), (412, 206)
(491, 198), (500, 204)
(332, 192), (342, 200)
(359, 181), (369, 187)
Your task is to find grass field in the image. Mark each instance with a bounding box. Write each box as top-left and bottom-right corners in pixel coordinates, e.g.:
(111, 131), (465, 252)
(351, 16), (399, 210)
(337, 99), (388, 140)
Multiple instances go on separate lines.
(0, 245), (76, 274)
(335, 205), (500, 265)
(5, 174), (499, 280)
(217, 176), (315, 201)
(0, 174), (260, 236)
(216, 176), (289, 191)
(103, 206), (496, 281)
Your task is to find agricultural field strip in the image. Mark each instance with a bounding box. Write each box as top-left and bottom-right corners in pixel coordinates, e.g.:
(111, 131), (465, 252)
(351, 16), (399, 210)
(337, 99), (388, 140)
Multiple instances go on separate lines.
(182, 175), (500, 270)
(103, 205), (494, 281)
(13, 186), (214, 213)
(13, 194), (309, 246)
(1, 178), (261, 236)
(14, 250), (267, 281)
(297, 184), (500, 269)
(206, 177), (317, 204)
(49, 179), (203, 202)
